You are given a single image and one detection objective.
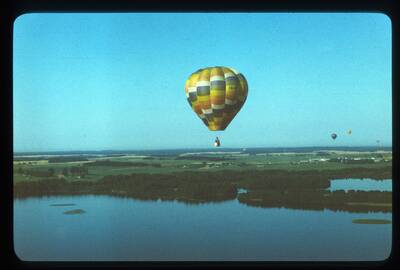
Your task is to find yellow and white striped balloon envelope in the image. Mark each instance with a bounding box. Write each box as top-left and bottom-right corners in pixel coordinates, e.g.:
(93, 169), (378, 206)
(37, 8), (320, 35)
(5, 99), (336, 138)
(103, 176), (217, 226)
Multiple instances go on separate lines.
(185, 66), (248, 131)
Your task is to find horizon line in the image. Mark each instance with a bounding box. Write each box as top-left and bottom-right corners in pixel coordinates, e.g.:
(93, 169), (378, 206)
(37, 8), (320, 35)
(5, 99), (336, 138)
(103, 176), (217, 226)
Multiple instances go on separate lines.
(13, 145), (393, 154)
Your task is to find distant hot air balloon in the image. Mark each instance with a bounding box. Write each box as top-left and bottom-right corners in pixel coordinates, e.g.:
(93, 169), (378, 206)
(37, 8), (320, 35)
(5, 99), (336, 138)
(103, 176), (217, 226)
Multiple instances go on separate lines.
(185, 66), (248, 131)
(347, 129), (352, 135)
(376, 140), (381, 148)
(331, 133), (337, 140)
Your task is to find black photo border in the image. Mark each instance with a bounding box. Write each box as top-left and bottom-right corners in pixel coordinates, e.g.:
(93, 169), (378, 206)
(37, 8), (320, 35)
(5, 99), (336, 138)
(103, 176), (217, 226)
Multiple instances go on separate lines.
(1, 0), (398, 269)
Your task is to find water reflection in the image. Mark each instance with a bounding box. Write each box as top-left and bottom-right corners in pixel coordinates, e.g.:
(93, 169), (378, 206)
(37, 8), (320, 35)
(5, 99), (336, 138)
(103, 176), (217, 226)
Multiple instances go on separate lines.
(14, 177), (392, 213)
(14, 161), (392, 211)
(13, 195), (392, 261)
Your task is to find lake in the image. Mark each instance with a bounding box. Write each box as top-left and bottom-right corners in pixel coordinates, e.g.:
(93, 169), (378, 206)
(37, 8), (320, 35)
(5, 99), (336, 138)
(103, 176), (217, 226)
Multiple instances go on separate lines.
(329, 178), (392, 192)
(14, 193), (391, 261)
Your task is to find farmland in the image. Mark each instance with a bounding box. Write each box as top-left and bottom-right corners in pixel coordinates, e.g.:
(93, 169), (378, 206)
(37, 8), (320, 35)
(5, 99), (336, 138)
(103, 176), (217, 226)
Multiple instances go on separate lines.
(13, 148), (392, 213)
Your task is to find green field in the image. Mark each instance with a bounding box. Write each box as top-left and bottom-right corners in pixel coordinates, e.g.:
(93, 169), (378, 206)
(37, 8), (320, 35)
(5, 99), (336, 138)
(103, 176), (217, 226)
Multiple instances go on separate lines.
(13, 150), (392, 183)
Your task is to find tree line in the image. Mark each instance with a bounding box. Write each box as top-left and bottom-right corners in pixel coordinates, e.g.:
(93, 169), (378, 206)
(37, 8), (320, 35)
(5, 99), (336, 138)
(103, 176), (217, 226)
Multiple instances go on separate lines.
(16, 166), (89, 178)
(13, 166), (392, 213)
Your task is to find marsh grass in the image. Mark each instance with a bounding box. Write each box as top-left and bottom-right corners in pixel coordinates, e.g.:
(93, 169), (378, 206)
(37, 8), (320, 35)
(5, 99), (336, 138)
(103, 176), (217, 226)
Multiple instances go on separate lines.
(352, 219), (391, 224)
(63, 209), (86, 215)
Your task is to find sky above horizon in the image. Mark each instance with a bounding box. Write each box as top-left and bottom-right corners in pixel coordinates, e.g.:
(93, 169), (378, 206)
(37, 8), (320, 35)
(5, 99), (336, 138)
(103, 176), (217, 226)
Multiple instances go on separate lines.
(13, 13), (392, 152)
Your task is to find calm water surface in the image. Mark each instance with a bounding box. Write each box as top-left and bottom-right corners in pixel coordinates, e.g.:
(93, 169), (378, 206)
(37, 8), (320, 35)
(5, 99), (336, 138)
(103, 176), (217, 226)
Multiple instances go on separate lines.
(329, 178), (392, 192)
(14, 194), (391, 261)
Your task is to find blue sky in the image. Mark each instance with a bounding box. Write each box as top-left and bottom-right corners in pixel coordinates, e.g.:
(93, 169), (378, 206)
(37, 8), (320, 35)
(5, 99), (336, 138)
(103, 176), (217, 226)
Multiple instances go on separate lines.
(13, 13), (392, 151)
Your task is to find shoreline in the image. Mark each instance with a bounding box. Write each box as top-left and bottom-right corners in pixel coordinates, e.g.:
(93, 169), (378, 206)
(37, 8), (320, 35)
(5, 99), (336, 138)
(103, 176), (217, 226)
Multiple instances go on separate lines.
(14, 167), (392, 213)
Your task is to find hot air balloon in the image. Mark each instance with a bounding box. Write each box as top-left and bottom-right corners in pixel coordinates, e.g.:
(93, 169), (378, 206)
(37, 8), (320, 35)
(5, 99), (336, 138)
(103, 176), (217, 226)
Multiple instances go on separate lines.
(331, 133), (337, 140)
(185, 66), (248, 145)
(347, 129), (352, 135)
(376, 140), (381, 148)
(214, 137), (221, 147)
